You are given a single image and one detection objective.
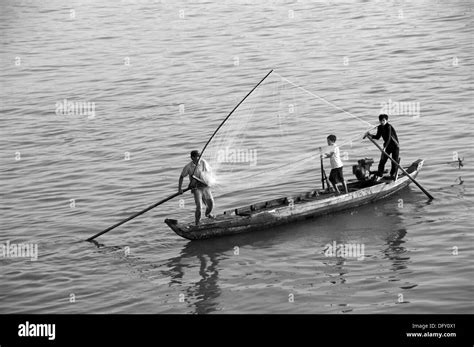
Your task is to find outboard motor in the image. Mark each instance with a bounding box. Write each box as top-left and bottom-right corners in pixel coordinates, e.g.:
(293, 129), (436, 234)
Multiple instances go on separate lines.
(352, 158), (374, 181)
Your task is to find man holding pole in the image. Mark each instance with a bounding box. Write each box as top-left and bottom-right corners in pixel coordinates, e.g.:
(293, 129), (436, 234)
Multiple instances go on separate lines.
(178, 150), (215, 225)
(365, 114), (400, 180)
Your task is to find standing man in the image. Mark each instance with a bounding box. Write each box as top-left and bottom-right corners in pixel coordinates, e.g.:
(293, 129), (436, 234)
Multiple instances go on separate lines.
(178, 150), (215, 225)
(365, 114), (400, 180)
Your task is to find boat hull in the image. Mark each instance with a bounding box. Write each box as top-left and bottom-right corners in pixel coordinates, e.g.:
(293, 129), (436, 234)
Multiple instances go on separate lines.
(165, 159), (424, 240)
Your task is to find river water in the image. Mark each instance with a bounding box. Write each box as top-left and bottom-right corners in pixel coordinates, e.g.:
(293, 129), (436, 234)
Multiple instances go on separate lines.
(1, 0), (473, 314)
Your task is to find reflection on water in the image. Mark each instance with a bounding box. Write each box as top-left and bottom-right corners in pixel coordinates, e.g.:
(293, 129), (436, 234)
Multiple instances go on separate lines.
(163, 241), (228, 314)
(318, 206), (418, 312)
(324, 257), (347, 286)
(384, 228), (409, 273)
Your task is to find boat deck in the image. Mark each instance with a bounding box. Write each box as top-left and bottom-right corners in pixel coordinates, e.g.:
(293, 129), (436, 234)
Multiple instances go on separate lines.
(220, 176), (393, 218)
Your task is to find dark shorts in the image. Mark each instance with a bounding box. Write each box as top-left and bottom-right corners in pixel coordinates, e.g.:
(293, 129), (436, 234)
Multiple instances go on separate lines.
(329, 167), (344, 184)
(190, 179), (207, 190)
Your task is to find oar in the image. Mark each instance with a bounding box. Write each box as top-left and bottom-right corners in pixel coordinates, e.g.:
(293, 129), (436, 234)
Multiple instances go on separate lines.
(86, 188), (190, 242)
(364, 135), (434, 200)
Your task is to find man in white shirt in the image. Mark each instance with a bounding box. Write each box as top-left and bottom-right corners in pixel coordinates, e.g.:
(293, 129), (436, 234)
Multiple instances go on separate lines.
(322, 135), (348, 194)
(178, 150), (215, 225)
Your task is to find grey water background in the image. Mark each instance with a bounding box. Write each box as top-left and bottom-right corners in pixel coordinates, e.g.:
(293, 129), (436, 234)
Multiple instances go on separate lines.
(1, 0), (473, 314)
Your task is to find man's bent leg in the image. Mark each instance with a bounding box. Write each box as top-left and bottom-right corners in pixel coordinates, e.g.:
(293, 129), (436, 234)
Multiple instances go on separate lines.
(328, 173), (339, 194)
(342, 180), (348, 194)
(193, 189), (203, 225)
(203, 188), (214, 217)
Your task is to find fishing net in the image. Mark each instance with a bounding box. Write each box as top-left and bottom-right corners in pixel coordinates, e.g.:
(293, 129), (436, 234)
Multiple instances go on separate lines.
(198, 71), (376, 209)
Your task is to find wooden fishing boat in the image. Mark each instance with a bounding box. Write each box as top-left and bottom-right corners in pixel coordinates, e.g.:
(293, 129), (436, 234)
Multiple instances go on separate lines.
(165, 159), (424, 240)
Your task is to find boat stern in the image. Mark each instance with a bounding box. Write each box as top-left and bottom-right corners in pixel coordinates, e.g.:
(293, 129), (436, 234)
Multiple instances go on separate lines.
(164, 218), (179, 232)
